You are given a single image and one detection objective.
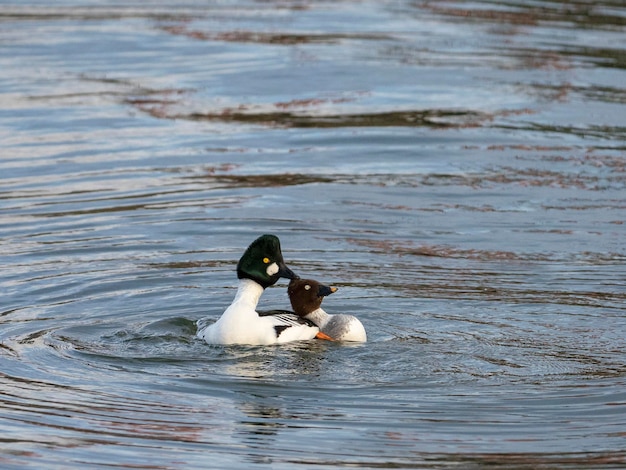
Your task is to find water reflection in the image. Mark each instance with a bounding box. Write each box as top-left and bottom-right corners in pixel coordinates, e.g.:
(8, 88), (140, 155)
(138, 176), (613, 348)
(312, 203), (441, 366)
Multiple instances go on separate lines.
(236, 402), (285, 465)
(1, 0), (625, 467)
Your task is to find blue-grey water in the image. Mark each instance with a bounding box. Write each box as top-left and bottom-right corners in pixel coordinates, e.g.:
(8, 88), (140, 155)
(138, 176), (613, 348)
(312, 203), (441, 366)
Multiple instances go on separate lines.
(1, 1), (625, 468)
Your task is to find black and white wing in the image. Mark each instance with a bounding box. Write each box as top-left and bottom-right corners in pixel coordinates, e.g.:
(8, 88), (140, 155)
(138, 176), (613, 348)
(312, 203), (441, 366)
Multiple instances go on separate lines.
(257, 310), (317, 337)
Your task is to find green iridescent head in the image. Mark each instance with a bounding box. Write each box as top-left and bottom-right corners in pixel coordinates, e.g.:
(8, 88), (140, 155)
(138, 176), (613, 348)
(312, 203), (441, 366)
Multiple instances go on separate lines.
(236, 234), (298, 288)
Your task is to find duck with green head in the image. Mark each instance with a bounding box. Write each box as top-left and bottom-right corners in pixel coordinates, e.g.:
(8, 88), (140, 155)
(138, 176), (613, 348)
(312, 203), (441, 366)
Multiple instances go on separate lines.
(197, 234), (328, 345)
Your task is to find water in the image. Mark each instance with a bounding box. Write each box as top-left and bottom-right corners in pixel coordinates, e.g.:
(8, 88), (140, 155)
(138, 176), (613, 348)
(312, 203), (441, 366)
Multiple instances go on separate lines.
(1, 1), (625, 468)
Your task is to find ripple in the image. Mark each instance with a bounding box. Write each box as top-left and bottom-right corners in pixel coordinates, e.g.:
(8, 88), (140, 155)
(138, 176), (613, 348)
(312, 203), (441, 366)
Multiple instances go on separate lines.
(421, 2), (626, 31)
(2, 0), (626, 467)
(158, 24), (392, 45)
(133, 101), (491, 129)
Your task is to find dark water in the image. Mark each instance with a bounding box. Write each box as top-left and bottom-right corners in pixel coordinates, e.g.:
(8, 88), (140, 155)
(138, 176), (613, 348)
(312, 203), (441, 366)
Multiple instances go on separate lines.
(1, 1), (625, 468)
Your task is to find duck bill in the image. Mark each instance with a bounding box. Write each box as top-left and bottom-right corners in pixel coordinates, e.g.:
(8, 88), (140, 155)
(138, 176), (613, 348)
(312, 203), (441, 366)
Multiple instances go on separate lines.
(277, 261), (298, 280)
(318, 284), (338, 297)
(315, 331), (335, 341)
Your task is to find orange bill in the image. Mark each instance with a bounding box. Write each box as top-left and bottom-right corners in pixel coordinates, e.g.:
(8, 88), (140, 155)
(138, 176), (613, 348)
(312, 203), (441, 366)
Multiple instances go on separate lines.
(315, 331), (335, 341)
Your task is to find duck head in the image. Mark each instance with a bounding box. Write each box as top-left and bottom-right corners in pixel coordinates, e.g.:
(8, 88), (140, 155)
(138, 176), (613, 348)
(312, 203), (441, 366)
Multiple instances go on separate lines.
(236, 234), (297, 289)
(288, 278), (337, 316)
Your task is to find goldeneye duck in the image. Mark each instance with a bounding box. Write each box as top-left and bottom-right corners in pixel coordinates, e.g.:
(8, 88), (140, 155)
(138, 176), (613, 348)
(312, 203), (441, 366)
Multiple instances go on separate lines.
(197, 234), (327, 345)
(288, 278), (367, 342)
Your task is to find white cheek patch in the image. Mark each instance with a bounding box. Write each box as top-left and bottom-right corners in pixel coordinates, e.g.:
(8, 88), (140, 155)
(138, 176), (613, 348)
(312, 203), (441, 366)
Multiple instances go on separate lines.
(266, 262), (279, 276)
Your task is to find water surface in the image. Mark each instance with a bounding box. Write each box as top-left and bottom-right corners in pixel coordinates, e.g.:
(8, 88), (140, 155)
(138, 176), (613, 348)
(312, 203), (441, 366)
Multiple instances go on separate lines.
(1, 1), (625, 468)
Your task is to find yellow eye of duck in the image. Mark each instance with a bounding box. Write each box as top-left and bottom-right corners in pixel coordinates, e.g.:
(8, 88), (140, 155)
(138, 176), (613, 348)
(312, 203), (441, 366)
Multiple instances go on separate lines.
(263, 257), (270, 264)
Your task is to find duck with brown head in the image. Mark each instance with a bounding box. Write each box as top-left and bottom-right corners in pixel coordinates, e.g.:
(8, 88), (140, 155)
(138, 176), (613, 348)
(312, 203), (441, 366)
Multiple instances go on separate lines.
(288, 278), (367, 342)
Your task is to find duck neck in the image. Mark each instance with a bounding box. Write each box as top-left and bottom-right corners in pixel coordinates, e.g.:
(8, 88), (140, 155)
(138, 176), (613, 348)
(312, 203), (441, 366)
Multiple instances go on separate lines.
(304, 307), (330, 328)
(232, 278), (265, 310)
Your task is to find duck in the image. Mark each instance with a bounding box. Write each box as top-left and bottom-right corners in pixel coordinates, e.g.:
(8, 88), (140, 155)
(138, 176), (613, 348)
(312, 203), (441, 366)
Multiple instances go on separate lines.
(197, 234), (330, 345)
(288, 278), (367, 342)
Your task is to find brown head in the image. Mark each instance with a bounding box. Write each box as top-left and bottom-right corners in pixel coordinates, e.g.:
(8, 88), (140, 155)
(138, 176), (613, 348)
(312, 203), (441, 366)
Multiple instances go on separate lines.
(288, 278), (337, 316)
